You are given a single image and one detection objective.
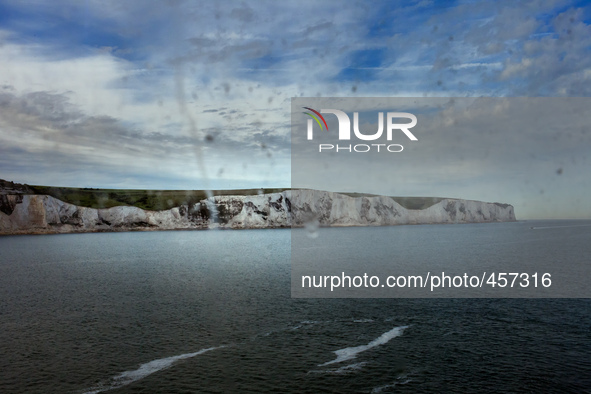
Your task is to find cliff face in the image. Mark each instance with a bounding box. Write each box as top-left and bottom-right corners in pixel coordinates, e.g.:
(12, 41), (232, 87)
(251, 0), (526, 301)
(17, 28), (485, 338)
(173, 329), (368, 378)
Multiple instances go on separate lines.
(290, 190), (515, 227)
(0, 190), (515, 235)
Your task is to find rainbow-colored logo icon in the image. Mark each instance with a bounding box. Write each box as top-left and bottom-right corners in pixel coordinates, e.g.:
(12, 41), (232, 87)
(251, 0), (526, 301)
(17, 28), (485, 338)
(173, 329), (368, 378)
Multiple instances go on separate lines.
(303, 107), (328, 132)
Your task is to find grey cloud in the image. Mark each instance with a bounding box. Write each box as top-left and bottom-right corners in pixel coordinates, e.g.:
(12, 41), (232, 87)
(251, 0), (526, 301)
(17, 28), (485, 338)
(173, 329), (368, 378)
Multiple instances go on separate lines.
(302, 21), (334, 36)
(187, 37), (217, 48)
(186, 39), (272, 64)
(0, 90), (80, 124)
(229, 3), (255, 23)
(0, 89), (202, 156)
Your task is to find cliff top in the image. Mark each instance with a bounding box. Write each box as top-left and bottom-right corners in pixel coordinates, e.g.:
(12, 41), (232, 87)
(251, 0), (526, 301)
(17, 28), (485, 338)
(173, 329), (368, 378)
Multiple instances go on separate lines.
(1, 179), (506, 212)
(0, 179), (34, 195)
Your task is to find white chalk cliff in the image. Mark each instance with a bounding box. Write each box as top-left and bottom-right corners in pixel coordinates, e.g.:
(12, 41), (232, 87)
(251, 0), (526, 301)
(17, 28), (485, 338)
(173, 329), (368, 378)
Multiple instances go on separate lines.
(0, 190), (515, 235)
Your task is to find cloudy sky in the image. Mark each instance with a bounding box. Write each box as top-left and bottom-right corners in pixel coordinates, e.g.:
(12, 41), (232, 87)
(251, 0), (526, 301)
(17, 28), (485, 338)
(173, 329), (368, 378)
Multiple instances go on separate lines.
(0, 0), (590, 218)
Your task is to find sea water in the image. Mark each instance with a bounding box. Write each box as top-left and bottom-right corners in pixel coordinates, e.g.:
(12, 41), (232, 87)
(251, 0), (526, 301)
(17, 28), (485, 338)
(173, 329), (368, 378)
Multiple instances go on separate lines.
(0, 222), (590, 393)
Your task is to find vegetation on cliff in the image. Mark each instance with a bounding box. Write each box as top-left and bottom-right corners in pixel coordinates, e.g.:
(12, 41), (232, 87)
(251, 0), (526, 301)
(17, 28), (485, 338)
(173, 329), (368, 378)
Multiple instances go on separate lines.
(1, 179), (466, 212)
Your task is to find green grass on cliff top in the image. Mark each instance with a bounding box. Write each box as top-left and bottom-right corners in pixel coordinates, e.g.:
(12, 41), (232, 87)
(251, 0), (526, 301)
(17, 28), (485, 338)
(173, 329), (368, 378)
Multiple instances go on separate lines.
(28, 186), (290, 211)
(26, 185), (445, 211)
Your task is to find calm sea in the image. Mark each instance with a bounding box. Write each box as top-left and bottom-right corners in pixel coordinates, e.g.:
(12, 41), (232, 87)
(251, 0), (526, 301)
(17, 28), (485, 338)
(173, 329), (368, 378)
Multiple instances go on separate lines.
(0, 222), (590, 393)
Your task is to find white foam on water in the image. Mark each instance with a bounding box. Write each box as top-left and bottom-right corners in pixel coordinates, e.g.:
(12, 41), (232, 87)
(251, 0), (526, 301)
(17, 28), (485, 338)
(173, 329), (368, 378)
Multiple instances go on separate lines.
(371, 377), (412, 393)
(308, 361), (368, 375)
(291, 320), (323, 330)
(82, 346), (224, 393)
(319, 325), (409, 366)
(261, 329), (279, 337)
(353, 319), (374, 323)
(263, 320), (323, 335)
(333, 361), (367, 373)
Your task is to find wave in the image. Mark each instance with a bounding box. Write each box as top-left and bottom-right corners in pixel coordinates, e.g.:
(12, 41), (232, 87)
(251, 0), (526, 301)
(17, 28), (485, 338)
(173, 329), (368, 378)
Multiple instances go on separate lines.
(83, 323), (408, 392)
(371, 377), (412, 393)
(82, 346), (224, 393)
(262, 320), (323, 335)
(309, 362), (368, 375)
(319, 325), (409, 366)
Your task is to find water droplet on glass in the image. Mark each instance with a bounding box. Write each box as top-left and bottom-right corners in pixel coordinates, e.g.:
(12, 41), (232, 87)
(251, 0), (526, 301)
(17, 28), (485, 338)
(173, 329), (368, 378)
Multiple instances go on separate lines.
(305, 219), (319, 239)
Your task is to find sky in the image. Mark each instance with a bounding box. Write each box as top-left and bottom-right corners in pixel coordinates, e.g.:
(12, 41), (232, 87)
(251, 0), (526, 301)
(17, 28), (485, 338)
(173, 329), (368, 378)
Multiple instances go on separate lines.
(0, 0), (590, 219)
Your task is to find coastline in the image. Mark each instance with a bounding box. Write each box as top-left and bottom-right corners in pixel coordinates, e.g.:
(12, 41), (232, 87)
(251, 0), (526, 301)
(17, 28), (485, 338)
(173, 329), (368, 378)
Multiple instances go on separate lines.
(0, 189), (516, 236)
